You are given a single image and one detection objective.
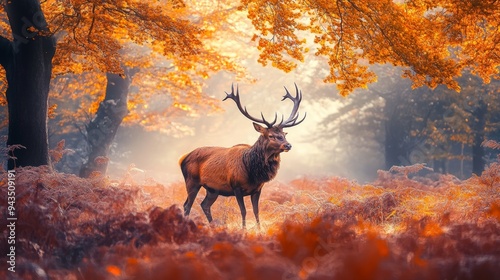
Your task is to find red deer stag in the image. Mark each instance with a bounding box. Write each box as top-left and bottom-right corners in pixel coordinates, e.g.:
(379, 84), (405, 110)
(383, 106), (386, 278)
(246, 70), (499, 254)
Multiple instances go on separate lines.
(179, 84), (306, 228)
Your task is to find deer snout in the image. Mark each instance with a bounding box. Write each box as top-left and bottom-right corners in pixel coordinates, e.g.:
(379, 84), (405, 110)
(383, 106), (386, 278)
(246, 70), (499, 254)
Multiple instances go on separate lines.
(281, 143), (292, 152)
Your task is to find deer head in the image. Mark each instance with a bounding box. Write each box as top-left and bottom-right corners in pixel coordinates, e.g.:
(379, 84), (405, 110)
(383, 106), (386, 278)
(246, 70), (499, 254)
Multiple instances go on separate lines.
(223, 84), (306, 156)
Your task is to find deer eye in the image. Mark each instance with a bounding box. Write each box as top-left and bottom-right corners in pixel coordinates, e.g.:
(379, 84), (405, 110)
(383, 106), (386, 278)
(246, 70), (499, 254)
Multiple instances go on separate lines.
(269, 135), (275, 139)
(276, 136), (284, 141)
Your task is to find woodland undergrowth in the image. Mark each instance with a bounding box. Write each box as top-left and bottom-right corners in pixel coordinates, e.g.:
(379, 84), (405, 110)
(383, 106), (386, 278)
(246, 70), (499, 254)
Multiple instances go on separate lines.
(1, 159), (499, 280)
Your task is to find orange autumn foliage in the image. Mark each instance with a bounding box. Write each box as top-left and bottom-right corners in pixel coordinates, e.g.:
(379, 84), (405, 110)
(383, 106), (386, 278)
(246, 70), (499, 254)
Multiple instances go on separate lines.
(241, 0), (500, 95)
(1, 0), (498, 103)
(0, 0), (248, 134)
(106, 265), (122, 277)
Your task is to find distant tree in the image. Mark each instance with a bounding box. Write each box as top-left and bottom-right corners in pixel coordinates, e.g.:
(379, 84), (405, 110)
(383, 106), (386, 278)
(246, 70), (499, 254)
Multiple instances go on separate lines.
(49, 1), (246, 177)
(0, 0), (243, 172)
(418, 74), (500, 175)
(78, 70), (133, 177)
(318, 66), (430, 170)
(319, 68), (500, 177)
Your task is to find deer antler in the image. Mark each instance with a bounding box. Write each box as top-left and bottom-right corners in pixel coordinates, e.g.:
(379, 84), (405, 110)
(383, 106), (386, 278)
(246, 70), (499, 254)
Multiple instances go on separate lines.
(279, 83), (306, 128)
(223, 84), (278, 128)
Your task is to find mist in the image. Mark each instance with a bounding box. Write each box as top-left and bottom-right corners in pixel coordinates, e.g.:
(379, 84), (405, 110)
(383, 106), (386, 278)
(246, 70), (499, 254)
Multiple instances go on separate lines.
(4, 9), (495, 185)
(102, 55), (388, 185)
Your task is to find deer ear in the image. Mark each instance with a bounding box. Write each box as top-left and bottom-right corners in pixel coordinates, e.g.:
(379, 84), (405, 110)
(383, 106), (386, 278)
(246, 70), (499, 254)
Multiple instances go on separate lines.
(253, 122), (266, 134)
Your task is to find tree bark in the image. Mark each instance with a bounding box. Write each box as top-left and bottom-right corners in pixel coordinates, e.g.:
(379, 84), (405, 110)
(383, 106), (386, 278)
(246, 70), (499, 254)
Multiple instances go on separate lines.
(384, 118), (406, 169)
(2, 0), (56, 169)
(79, 71), (134, 177)
(0, 36), (11, 66)
(384, 96), (407, 169)
(472, 100), (487, 175)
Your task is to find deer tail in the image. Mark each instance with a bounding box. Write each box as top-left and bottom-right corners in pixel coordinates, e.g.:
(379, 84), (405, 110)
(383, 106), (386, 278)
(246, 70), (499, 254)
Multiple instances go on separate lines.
(178, 153), (189, 166)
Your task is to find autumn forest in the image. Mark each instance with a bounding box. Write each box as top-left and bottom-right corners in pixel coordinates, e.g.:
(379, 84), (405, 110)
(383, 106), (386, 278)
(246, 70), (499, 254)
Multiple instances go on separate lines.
(1, 0), (500, 279)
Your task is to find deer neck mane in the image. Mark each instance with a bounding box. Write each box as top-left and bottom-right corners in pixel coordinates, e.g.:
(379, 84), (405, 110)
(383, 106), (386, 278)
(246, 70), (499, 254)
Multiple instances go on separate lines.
(243, 136), (280, 184)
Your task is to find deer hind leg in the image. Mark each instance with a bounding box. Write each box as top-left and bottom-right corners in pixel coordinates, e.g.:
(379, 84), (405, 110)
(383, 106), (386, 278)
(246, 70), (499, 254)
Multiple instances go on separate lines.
(183, 179), (201, 217)
(200, 188), (219, 223)
(251, 191), (261, 229)
(234, 188), (247, 229)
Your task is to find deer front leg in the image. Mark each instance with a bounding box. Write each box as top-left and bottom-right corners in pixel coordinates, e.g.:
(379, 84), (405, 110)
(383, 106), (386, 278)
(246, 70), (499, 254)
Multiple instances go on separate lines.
(251, 191), (261, 229)
(233, 187), (247, 228)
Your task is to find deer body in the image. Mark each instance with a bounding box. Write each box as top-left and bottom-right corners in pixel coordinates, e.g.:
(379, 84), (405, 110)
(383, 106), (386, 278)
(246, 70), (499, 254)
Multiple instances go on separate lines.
(181, 142), (279, 196)
(180, 84), (305, 228)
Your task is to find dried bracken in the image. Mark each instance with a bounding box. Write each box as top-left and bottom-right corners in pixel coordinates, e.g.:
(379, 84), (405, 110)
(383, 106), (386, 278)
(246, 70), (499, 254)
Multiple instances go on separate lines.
(1, 161), (499, 279)
(482, 139), (500, 150)
(389, 163), (434, 177)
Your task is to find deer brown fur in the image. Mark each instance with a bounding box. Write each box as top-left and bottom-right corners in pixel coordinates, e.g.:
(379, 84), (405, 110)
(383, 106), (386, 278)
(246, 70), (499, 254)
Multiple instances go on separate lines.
(180, 84), (305, 228)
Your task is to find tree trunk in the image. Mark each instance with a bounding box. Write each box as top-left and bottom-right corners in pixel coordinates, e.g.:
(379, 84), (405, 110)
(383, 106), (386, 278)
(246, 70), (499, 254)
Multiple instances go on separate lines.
(79, 72), (133, 177)
(384, 100), (407, 169)
(1, 0), (55, 169)
(472, 100), (487, 175)
(385, 124), (404, 169)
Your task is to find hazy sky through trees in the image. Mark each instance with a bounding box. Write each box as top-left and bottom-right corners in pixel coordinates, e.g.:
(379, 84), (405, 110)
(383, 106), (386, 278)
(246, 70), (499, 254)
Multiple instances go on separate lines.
(109, 56), (384, 184)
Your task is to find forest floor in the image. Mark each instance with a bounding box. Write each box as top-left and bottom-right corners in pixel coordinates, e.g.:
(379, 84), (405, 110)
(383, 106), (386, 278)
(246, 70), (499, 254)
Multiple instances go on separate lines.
(1, 161), (499, 280)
